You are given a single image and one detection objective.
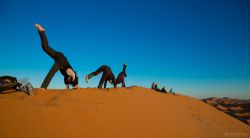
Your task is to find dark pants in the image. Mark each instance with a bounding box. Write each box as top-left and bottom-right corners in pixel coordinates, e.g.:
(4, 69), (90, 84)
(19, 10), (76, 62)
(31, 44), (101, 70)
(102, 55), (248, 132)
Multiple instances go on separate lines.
(123, 65), (127, 74)
(89, 65), (112, 88)
(38, 31), (69, 89)
(116, 64), (127, 87)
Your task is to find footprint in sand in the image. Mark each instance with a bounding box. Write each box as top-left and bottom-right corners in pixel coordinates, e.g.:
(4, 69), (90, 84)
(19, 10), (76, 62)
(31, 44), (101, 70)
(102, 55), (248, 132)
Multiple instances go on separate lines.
(44, 95), (61, 106)
(30, 94), (62, 106)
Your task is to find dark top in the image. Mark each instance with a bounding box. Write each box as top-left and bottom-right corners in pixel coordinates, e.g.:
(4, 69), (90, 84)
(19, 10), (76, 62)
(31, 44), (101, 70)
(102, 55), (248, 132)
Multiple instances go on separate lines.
(88, 65), (116, 88)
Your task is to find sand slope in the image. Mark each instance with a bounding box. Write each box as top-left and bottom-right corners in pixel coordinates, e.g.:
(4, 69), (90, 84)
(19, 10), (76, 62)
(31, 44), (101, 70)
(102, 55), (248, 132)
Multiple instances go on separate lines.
(0, 86), (249, 138)
(203, 97), (250, 126)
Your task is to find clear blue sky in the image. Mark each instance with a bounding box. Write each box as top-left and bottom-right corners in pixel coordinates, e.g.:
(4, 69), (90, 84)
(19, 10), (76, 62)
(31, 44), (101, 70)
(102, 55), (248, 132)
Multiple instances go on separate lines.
(1, 0), (250, 99)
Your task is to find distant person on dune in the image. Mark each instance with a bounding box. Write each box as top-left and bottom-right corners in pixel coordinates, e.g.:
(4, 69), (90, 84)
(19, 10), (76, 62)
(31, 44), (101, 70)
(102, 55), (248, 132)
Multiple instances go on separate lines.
(169, 88), (176, 95)
(35, 24), (80, 89)
(86, 65), (116, 88)
(115, 63), (127, 87)
(161, 86), (167, 93)
(151, 82), (176, 94)
(151, 82), (161, 92)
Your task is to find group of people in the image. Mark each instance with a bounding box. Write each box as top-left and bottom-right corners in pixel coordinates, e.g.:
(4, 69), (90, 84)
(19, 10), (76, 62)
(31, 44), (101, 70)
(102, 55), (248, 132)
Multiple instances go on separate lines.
(85, 64), (127, 88)
(35, 24), (176, 92)
(35, 24), (127, 89)
(1, 24), (176, 94)
(151, 82), (175, 95)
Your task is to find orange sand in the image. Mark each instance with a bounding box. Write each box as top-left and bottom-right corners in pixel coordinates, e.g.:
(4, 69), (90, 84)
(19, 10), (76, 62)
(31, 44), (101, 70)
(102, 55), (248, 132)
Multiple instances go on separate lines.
(0, 86), (249, 138)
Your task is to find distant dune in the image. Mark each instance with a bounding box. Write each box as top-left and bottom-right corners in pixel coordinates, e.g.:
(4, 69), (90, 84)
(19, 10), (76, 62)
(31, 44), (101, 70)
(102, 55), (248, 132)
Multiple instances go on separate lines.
(202, 97), (250, 126)
(0, 86), (249, 138)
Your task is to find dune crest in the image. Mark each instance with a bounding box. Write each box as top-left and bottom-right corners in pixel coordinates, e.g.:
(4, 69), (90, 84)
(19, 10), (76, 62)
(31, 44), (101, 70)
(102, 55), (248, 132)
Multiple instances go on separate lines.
(0, 87), (249, 138)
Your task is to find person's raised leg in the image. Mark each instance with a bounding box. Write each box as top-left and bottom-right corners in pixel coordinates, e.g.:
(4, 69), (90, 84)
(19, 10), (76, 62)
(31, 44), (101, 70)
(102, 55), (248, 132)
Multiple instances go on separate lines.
(122, 63), (127, 77)
(86, 65), (106, 82)
(35, 23), (56, 59)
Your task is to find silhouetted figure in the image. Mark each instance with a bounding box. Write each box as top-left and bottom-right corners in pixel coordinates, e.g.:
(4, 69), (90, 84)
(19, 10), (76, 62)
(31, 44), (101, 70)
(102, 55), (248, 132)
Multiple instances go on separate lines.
(161, 86), (168, 93)
(151, 82), (175, 94)
(151, 82), (161, 92)
(86, 65), (116, 88)
(116, 63), (127, 87)
(35, 24), (80, 89)
(169, 88), (176, 95)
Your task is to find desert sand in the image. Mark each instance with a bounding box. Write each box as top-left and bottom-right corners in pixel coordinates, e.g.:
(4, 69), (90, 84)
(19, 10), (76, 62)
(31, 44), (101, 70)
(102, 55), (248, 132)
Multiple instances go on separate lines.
(0, 86), (249, 138)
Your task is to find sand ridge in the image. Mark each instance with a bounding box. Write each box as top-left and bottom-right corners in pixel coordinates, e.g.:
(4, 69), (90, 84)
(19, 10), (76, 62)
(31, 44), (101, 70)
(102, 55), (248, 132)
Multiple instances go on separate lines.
(0, 86), (249, 138)
(203, 97), (250, 126)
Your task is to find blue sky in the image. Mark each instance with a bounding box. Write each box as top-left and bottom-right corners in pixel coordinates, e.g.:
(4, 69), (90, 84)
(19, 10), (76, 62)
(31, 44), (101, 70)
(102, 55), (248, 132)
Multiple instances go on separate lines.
(0, 0), (250, 99)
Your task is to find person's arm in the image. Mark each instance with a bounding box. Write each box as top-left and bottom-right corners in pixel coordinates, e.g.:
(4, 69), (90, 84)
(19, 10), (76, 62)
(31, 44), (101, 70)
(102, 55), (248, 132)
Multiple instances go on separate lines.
(66, 84), (70, 89)
(122, 64), (127, 77)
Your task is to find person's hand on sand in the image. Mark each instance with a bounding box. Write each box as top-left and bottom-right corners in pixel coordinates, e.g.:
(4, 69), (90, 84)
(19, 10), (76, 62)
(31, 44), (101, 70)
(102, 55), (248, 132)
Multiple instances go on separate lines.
(34, 23), (45, 32)
(29, 91), (34, 96)
(66, 85), (70, 89)
(75, 85), (80, 89)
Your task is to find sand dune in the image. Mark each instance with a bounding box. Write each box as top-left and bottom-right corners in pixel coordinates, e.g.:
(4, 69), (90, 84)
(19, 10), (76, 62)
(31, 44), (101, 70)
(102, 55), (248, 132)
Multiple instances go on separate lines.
(203, 97), (250, 126)
(0, 86), (249, 138)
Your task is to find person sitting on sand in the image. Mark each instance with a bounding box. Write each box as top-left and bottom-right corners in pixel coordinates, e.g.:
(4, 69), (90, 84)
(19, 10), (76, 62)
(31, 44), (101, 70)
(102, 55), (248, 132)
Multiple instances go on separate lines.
(169, 88), (176, 95)
(86, 65), (116, 88)
(151, 82), (161, 92)
(115, 63), (127, 87)
(35, 24), (80, 89)
(152, 82), (175, 94)
(161, 86), (168, 93)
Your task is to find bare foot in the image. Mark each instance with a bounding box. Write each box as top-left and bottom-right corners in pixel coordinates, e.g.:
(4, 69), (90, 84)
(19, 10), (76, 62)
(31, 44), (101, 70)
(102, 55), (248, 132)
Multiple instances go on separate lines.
(35, 23), (45, 32)
(38, 88), (46, 90)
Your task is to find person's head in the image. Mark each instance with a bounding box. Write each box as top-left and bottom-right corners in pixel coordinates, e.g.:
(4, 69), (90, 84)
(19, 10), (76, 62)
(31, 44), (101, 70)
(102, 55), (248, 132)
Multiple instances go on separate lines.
(69, 75), (79, 87)
(64, 69), (79, 87)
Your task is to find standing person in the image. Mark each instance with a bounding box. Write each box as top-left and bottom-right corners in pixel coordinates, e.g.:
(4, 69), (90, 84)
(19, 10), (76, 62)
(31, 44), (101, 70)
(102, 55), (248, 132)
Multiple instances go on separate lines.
(116, 63), (127, 87)
(85, 65), (116, 88)
(35, 24), (80, 89)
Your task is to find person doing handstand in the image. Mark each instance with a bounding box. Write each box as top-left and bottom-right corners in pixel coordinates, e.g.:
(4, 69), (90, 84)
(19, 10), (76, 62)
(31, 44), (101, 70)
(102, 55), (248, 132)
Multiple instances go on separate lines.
(116, 63), (127, 87)
(35, 24), (80, 89)
(86, 65), (116, 88)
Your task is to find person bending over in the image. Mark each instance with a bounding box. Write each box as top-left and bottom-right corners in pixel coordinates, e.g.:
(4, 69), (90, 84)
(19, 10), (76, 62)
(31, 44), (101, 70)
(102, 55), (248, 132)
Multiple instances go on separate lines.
(86, 65), (116, 88)
(35, 24), (80, 89)
(116, 63), (127, 87)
